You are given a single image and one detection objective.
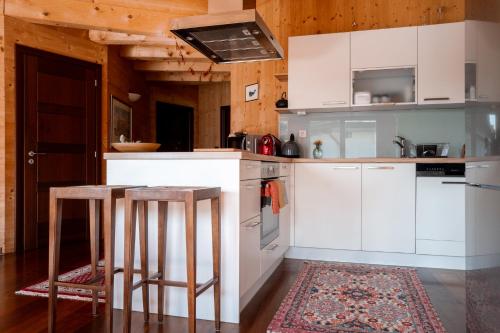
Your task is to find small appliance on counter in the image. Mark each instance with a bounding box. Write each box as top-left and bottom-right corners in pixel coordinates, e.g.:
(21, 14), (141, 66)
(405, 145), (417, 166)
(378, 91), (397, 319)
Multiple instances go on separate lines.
(416, 143), (450, 158)
(281, 133), (300, 158)
(260, 134), (282, 156)
(275, 92), (288, 108)
(227, 132), (261, 153)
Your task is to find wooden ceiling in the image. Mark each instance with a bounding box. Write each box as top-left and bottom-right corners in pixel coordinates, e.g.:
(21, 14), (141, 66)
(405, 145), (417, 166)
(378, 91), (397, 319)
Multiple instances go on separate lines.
(5, 0), (230, 84)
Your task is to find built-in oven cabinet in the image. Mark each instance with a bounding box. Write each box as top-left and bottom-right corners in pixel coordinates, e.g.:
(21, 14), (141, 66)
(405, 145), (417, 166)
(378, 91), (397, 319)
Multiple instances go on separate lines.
(239, 179), (260, 223)
(278, 175), (291, 257)
(362, 164), (416, 253)
(418, 22), (465, 105)
(294, 163), (362, 250)
(239, 216), (261, 297)
(288, 32), (351, 109)
(416, 177), (466, 256)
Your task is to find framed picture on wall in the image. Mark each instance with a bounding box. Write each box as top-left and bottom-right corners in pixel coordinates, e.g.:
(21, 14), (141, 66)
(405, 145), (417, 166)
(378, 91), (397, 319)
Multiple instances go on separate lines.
(110, 96), (132, 144)
(245, 83), (259, 102)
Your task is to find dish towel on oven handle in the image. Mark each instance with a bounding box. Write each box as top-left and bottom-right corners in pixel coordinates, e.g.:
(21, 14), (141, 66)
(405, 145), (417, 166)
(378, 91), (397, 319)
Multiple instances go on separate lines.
(264, 180), (288, 214)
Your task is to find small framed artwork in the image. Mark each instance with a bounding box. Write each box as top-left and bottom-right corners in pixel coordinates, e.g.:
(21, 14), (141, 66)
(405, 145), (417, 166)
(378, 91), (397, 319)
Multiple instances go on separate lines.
(245, 83), (259, 102)
(110, 96), (132, 144)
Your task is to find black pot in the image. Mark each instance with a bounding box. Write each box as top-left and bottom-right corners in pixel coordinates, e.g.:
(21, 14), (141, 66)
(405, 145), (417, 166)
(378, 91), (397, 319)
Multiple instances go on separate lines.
(281, 133), (300, 158)
(275, 92), (288, 108)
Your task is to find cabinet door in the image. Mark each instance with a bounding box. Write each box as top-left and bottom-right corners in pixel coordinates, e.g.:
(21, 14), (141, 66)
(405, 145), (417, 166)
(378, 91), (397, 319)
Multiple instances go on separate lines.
(418, 22), (465, 104)
(295, 163), (362, 250)
(239, 216), (261, 297)
(240, 179), (260, 222)
(351, 26), (417, 68)
(289, 33), (350, 109)
(476, 21), (500, 102)
(362, 164), (416, 253)
(278, 176), (291, 257)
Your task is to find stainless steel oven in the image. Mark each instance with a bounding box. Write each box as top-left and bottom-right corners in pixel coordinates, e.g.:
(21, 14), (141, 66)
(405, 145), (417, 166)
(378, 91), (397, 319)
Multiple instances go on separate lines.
(260, 162), (280, 249)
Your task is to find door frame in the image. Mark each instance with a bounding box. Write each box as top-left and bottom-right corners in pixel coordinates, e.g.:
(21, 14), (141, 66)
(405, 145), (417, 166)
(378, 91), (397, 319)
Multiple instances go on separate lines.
(155, 101), (194, 152)
(15, 45), (102, 252)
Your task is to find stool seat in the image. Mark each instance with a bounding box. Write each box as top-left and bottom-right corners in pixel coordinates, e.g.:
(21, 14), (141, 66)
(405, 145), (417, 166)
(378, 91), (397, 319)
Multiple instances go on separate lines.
(48, 185), (141, 333)
(123, 186), (221, 333)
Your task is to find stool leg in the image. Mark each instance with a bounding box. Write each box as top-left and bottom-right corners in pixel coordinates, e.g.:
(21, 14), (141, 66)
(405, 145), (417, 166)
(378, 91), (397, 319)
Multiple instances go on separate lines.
(138, 200), (150, 322)
(89, 199), (100, 317)
(48, 193), (62, 333)
(123, 198), (137, 333)
(103, 195), (116, 333)
(157, 201), (168, 322)
(185, 195), (197, 333)
(211, 197), (221, 332)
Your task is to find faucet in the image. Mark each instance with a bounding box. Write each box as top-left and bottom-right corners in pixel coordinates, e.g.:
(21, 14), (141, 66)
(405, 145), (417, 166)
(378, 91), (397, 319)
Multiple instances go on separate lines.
(393, 136), (407, 158)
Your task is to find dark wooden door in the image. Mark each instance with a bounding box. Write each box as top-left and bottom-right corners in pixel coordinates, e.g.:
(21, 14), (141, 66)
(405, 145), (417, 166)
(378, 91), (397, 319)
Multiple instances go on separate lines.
(156, 102), (194, 152)
(16, 46), (101, 251)
(220, 105), (230, 148)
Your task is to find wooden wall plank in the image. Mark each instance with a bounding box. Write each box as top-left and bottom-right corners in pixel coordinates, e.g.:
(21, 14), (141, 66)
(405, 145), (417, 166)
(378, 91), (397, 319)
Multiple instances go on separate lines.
(134, 60), (229, 73)
(146, 71), (230, 83)
(230, 0), (466, 136)
(0, 0), (6, 254)
(198, 82), (230, 148)
(89, 30), (178, 46)
(4, 0), (205, 35)
(120, 45), (206, 61)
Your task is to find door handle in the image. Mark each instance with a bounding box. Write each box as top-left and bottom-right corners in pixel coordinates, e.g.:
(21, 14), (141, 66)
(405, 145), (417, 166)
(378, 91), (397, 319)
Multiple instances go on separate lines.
(264, 243), (279, 251)
(332, 166), (359, 170)
(423, 97), (450, 101)
(366, 166), (395, 170)
(441, 181), (468, 185)
(243, 221), (261, 230)
(28, 150), (47, 157)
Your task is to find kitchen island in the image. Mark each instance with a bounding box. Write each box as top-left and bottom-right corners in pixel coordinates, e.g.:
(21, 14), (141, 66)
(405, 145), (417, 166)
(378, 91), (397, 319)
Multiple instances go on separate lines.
(104, 151), (292, 324)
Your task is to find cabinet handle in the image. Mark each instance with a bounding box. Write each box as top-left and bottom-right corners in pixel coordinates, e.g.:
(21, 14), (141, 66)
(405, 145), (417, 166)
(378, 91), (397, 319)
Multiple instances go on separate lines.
(441, 181), (467, 185)
(322, 100), (346, 106)
(264, 243), (279, 251)
(466, 164), (490, 169)
(366, 166), (395, 170)
(478, 95), (489, 99)
(245, 164), (259, 169)
(243, 185), (259, 189)
(423, 97), (450, 101)
(332, 166), (359, 170)
(243, 221), (261, 229)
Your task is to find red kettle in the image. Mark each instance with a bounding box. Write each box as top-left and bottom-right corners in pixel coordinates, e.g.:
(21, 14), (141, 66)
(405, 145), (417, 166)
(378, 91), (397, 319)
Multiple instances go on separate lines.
(259, 134), (282, 156)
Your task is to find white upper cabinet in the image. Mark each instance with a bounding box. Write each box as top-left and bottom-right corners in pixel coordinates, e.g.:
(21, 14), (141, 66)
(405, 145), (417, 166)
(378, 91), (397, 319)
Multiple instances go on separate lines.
(294, 163), (362, 250)
(351, 26), (417, 69)
(475, 21), (500, 102)
(288, 33), (350, 109)
(418, 22), (465, 104)
(362, 164), (416, 253)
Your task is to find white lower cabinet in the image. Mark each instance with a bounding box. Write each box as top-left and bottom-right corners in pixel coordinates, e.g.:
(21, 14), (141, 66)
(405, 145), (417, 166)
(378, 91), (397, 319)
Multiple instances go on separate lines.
(295, 163), (362, 250)
(239, 216), (261, 297)
(416, 177), (465, 256)
(261, 238), (281, 275)
(362, 164), (416, 253)
(239, 179), (260, 223)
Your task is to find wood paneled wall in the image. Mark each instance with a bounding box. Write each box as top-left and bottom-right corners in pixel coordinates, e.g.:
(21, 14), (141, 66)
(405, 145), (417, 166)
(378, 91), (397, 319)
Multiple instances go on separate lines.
(0, 17), (108, 253)
(230, 0), (467, 136)
(198, 82), (230, 148)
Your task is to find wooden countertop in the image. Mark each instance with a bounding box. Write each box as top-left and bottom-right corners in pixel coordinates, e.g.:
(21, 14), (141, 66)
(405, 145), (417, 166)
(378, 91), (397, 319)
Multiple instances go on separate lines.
(104, 149), (466, 164)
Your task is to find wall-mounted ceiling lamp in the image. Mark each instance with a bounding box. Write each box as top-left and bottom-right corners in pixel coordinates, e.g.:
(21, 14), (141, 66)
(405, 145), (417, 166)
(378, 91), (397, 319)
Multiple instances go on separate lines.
(128, 92), (142, 102)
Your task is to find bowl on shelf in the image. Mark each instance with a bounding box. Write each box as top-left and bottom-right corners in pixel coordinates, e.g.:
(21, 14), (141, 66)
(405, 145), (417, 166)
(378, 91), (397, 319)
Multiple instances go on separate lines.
(111, 142), (161, 152)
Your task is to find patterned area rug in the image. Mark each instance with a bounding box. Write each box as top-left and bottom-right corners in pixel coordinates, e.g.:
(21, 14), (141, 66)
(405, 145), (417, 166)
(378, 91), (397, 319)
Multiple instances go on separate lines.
(267, 262), (446, 333)
(15, 261), (105, 303)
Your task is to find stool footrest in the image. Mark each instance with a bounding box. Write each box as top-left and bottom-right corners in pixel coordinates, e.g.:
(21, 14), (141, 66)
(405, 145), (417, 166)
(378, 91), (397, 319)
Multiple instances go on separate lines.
(54, 280), (105, 292)
(136, 276), (219, 297)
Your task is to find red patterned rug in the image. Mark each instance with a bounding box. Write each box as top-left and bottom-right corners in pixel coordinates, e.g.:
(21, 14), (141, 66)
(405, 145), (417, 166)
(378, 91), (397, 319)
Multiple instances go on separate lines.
(15, 261), (105, 303)
(267, 262), (446, 333)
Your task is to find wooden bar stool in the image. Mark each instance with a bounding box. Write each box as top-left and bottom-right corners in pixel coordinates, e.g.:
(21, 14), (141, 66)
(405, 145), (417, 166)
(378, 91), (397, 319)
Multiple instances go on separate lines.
(48, 185), (138, 333)
(123, 186), (221, 333)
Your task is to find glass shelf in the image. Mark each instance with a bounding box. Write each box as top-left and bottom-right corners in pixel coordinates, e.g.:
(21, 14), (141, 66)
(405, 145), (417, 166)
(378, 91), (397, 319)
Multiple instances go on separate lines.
(352, 67), (416, 105)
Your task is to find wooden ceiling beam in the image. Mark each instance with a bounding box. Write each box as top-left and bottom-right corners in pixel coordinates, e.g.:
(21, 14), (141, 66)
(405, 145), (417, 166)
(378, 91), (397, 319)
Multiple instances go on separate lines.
(134, 61), (230, 73)
(120, 45), (207, 61)
(146, 71), (230, 83)
(88, 30), (180, 46)
(4, 0), (206, 35)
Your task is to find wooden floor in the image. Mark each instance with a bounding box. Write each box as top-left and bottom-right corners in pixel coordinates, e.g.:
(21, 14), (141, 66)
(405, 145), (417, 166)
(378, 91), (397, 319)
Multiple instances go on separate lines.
(0, 242), (466, 333)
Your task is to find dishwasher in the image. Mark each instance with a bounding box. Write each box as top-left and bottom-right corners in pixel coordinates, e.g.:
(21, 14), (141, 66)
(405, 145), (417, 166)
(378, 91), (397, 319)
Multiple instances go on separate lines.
(415, 163), (466, 256)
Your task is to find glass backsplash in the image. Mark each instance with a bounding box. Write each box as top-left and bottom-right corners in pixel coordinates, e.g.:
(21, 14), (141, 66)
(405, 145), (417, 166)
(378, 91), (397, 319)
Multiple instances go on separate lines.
(279, 108), (466, 159)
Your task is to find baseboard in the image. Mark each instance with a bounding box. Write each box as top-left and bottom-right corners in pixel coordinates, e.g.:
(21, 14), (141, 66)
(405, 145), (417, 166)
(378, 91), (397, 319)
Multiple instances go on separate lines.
(286, 246), (467, 270)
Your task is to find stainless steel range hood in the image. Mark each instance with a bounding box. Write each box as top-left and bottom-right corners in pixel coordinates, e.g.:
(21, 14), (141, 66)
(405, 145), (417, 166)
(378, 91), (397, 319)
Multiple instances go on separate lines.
(170, 9), (284, 64)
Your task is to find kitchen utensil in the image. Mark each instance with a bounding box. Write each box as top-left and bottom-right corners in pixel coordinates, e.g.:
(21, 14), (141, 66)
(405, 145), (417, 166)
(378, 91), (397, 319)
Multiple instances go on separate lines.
(354, 91), (371, 105)
(416, 144), (438, 158)
(275, 92), (288, 108)
(281, 133), (300, 158)
(111, 143), (161, 152)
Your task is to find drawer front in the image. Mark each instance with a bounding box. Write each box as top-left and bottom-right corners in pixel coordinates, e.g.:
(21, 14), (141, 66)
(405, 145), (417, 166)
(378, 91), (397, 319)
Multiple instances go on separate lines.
(240, 216), (262, 297)
(240, 179), (261, 222)
(261, 239), (281, 275)
(279, 163), (291, 177)
(240, 160), (261, 180)
(416, 239), (465, 257)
